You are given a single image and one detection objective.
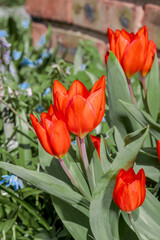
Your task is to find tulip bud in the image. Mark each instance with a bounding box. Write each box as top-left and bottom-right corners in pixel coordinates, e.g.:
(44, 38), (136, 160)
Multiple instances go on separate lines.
(30, 105), (71, 158)
(90, 135), (101, 160)
(113, 168), (146, 212)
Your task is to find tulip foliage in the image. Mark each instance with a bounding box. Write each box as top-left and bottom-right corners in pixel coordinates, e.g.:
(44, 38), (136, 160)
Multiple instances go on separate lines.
(0, 26), (160, 240)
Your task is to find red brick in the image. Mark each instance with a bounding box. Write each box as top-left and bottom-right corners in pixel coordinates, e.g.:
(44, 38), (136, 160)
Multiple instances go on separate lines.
(143, 4), (160, 50)
(72, 0), (144, 34)
(25, 0), (72, 23)
(32, 22), (108, 62)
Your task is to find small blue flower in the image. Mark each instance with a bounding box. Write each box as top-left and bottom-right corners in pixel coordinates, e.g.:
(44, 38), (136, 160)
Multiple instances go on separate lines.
(80, 64), (86, 71)
(19, 82), (30, 90)
(72, 140), (77, 145)
(0, 30), (7, 38)
(21, 57), (35, 68)
(101, 116), (106, 122)
(39, 34), (46, 47)
(0, 175), (23, 191)
(43, 87), (51, 97)
(36, 105), (44, 113)
(21, 19), (30, 29)
(41, 49), (50, 59)
(13, 50), (22, 61)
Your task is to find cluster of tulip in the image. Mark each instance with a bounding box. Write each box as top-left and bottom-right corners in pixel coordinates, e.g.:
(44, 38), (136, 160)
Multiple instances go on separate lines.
(30, 25), (159, 219)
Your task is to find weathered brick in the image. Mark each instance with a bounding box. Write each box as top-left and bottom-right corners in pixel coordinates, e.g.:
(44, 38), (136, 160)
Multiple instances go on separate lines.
(143, 4), (160, 50)
(72, 0), (144, 34)
(32, 22), (108, 62)
(25, 0), (72, 23)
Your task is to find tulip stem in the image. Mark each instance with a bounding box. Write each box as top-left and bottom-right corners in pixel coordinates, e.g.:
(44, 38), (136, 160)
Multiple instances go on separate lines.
(58, 158), (90, 200)
(142, 76), (147, 97)
(127, 78), (136, 104)
(79, 137), (94, 193)
(128, 212), (143, 240)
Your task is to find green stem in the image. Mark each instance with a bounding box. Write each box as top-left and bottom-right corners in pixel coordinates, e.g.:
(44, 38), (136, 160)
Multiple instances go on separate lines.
(127, 78), (136, 104)
(128, 212), (143, 240)
(58, 158), (90, 201)
(142, 76), (147, 97)
(79, 136), (94, 193)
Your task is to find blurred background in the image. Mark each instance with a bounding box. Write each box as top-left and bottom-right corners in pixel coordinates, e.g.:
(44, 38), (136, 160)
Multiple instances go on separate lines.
(1, 0), (160, 62)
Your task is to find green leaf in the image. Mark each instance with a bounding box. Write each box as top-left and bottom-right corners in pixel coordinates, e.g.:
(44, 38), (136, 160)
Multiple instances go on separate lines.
(107, 51), (139, 138)
(0, 162), (89, 214)
(122, 190), (160, 240)
(100, 136), (111, 172)
(89, 127), (148, 240)
(52, 196), (94, 240)
(120, 100), (160, 139)
(74, 46), (84, 75)
(16, 111), (32, 168)
(146, 54), (160, 121)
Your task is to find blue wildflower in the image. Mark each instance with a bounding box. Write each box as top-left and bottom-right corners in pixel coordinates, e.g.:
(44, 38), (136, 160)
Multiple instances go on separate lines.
(21, 57), (34, 68)
(0, 175), (23, 191)
(21, 19), (30, 29)
(80, 64), (86, 71)
(39, 34), (46, 47)
(72, 140), (77, 145)
(101, 116), (106, 122)
(36, 105), (44, 113)
(19, 82), (30, 90)
(13, 50), (21, 61)
(43, 87), (51, 97)
(0, 30), (7, 38)
(41, 49), (50, 59)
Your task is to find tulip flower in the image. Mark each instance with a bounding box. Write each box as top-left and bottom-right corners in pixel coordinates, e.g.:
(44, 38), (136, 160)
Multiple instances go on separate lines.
(90, 135), (101, 160)
(53, 75), (105, 138)
(141, 40), (156, 77)
(157, 140), (160, 163)
(30, 105), (71, 158)
(105, 26), (148, 78)
(113, 168), (146, 212)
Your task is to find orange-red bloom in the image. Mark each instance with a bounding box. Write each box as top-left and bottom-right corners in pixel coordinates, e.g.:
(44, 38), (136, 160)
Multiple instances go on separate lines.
(113, 168), (146, 212)
(141, 40), (156, 77)
(53, 75), (105, 138)
(30, 104), (71, 158)
(157, 140), (160, 163)
(90, 135), (101, 160)
(105, 26), (148, 78)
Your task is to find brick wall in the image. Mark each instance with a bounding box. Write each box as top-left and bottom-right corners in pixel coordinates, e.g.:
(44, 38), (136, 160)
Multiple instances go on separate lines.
(26, 0), (160, 62)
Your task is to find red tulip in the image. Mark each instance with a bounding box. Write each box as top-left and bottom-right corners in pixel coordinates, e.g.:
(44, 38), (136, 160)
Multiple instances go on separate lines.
(113, 168), (146, 212)
(30, 105), (71, 158)
(157, 140), (160, 163)
(90, 135), (101, 160)
(105, 26), (148, 78)
(141, 40), (156, 77)
(53, 75), (105, 138)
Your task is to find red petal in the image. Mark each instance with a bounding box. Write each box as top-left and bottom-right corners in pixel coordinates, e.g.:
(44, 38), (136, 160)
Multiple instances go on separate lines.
(122, 35), (147, 78)
(30, 114), (53, 155)
(53, 80), (68, 101)
(54, 92), (69, 121)
(41, 112), (51, 128)
(121, 167), (136, 184)
(90, 135), (101, 160)
(115, 31), (130, 63)
(88, 88), (105, 127)
(90, 75), (105, 94)
(50, 120), (71, 158)
(68, 80), (90, 99)
(141, 40), (156, 77)
(48, 104), (55, 116)
(108, 28), (116, 54)
(66, 95), (96, 137)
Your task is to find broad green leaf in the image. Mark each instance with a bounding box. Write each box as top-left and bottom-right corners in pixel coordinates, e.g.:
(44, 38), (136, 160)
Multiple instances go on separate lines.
(90, 127), (148, 240)
(0, 162), (89, 216)
(100, 136), (111, 173)
(122, 190), (160, 240)
(146, 54), (160, 121)
(16, 111), (33, 168)
(107, 51), (139, 138)
(120, 100), (160, 139)
(39, 143), (91, 201)
(0, 209), (18, 233)
(52, 196), (94, 240)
